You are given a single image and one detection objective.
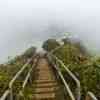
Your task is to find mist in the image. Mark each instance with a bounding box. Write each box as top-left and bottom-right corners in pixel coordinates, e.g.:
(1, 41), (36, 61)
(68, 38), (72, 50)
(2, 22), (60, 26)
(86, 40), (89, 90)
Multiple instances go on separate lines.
(0, 0), (100, 63)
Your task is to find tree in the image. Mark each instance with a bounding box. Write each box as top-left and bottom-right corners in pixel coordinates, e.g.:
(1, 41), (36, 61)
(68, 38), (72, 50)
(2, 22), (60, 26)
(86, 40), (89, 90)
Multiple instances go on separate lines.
(42, 39), (60, 51)
(23, 47), (36, 58)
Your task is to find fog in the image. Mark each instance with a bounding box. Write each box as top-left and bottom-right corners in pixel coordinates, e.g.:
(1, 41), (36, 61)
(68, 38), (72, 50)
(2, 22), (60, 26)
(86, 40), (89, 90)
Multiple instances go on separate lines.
(0, 0), (100, 63)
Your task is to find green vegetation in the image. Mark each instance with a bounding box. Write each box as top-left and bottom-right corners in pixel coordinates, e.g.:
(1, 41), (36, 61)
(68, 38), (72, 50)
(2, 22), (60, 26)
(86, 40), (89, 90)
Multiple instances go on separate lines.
(22, 47), (36, 58)
(0, 37), (99, 99)
(42, 39), (60, 51)
(42, 38), (100, 99)
(0, 46), (36, 97)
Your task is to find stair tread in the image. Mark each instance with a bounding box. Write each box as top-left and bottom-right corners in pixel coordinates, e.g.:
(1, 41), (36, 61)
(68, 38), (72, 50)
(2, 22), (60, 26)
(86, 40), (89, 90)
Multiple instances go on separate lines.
(37, 76), (55, 80)
(33, 93), (56, 99)
(31, 58), (64, 100)
(34, 71), (53, 74)
(33, 87), (59, 93)
(34, 80), (56, 83)
(33, 82), (58, 88)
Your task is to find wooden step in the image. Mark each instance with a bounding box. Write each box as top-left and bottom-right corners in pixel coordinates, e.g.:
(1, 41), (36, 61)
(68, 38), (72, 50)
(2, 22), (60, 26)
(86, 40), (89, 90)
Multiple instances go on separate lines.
(34, 70), (53, 74)
(33, 82), (58, 88)
(31, 58), (65, 100)
(34, 72), (54, 76)
(34, 70), (55, 77)
(33, 87), (59, 94)
(33, 93), (56, 99)
(37, 74), (54, 77)
(34, 76), (54, 80)
(33, 80), (56, 84)
(36, 67), (50, 70)
(35, 70), (53, 73)
(34, 77), (55, 80)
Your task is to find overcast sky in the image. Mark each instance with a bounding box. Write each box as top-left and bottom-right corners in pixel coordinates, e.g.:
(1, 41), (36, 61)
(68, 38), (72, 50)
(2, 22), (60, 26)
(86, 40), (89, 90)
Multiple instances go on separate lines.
(0, 0), (100, 63)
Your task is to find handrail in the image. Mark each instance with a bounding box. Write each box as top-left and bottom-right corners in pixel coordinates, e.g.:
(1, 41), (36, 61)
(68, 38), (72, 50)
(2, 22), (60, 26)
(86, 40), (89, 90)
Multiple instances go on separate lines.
(9, 57), (33, 100)
(47, 55), (75, 100)
(57, 67), (75, 100)
(18, 57), (39, 99)
(0, 90), (10, 100)
(9, 58), (32, 88)
(22, 57), (39, 89)
(48, 54), (80, 100)
(49, 45), (64, 54)
(0, 54), (37, 100)
(85, 92), (98, 100)
(48, 54), (98, 100)
(53, 55), (81, 100)
(47, 44), (81, 100)
(0, 39), (98, 100)
(22, 69), (32, 89)
(47, 44), (97, 100)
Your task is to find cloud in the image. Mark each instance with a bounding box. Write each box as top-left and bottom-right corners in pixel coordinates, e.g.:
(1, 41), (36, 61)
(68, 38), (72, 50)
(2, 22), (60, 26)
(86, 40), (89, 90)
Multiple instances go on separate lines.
(0, 0), (100, 63)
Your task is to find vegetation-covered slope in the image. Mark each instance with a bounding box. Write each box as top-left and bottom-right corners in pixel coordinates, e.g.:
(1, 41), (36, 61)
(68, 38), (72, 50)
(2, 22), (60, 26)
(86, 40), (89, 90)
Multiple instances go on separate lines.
(42, 38), (100, 99)
(0, 37), (100, 99)
(0, 46), (36, 97)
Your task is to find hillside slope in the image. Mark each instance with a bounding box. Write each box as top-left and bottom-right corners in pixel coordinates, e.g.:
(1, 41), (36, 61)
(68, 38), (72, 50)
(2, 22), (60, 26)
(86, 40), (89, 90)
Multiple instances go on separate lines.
(42, 38), (100, 99)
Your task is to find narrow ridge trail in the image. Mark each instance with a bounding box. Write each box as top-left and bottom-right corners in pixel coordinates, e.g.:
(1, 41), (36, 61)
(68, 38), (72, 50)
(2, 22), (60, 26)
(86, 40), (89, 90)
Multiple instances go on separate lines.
(32, 57), (65, 100)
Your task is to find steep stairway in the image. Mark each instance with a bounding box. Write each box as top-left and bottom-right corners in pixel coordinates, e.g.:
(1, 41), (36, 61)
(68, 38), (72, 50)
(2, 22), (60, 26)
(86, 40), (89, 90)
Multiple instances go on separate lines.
(32, 58), (64, 100)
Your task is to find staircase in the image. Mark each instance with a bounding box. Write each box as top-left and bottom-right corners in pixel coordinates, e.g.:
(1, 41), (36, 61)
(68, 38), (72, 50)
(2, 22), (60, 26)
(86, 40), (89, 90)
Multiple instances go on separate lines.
(32, 58), (64, 100)
(0, 53), (97, 100)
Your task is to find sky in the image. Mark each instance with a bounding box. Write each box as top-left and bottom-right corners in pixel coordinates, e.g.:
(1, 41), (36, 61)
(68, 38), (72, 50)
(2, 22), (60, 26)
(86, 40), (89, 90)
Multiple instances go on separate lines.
(0, 0), (100, 63)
